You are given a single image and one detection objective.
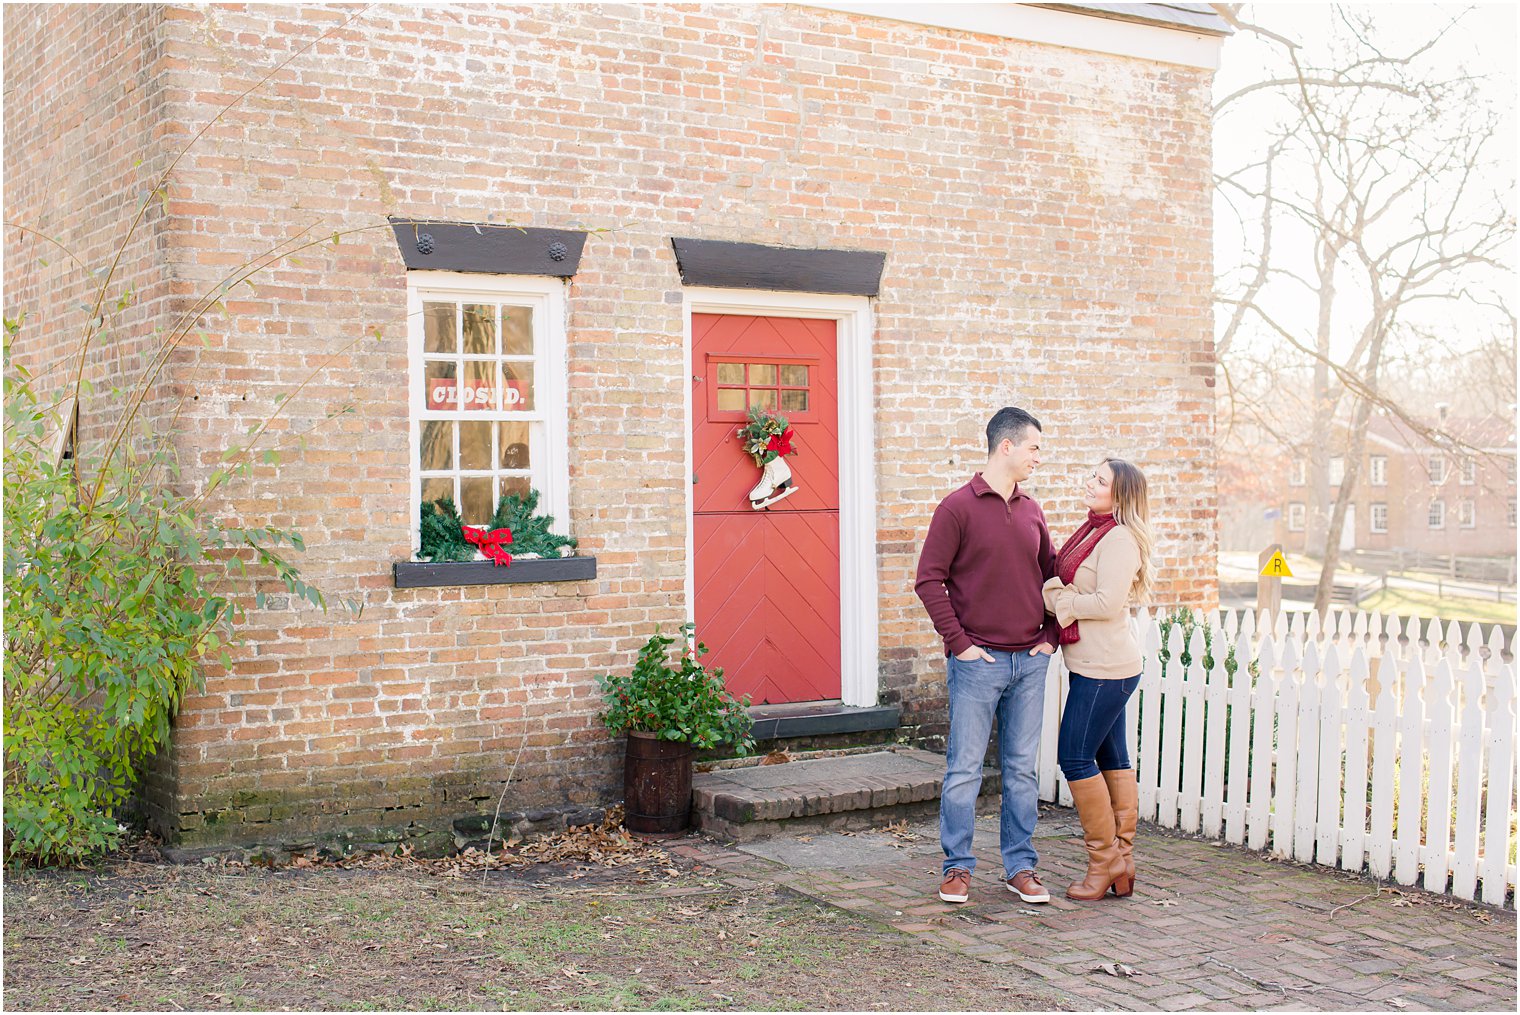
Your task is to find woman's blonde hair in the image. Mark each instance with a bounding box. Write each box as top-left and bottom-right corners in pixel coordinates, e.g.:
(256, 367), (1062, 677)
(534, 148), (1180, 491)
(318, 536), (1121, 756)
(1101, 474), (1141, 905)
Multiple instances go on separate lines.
(1104, 458), (1154, 604)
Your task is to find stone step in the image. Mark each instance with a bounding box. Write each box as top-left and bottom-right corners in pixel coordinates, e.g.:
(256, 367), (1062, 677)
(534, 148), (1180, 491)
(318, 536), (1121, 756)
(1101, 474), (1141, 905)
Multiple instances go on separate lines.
(692, 747), (996, 841)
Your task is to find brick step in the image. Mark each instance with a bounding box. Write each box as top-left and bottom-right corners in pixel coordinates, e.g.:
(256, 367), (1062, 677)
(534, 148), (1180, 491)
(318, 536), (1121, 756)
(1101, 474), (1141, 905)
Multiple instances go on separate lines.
(692, 747), (997, 841)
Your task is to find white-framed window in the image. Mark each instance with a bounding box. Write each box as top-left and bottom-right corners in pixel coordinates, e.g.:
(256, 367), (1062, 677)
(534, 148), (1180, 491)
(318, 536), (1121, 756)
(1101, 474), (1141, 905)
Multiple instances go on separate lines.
(1507, 457), (1516, 484)
(1329, 456), (1345, 487)
(1428, 499), (1445, 529)
(1428, 455), (1446, 484)
(1370, 502), (1388, 533)
(1460, 457), (1476, 485)
(1369, 455), (1387, 486)
(407, 272), (570, 550)
(1287, 502), (1305, 532)
(1458, 500), (1476, 528)
(1289, 460), (1306, 487)
(1509, 499), (1516, 528)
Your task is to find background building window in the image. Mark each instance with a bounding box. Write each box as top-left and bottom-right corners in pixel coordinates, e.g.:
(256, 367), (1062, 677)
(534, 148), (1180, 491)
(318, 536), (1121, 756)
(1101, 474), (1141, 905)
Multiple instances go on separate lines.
(1370, 502), (1388, 533)
(1287, 502), (1305, 531)
(1510, 500), (1517, 528)
(1458, 500), (1475, 528)
(1369, 455), (1387, 486)
(1460, 457), (1476, 485)
(1428, 455), (1446, 484)
(1428, 500), (1445, 529)
(1289, 460), (1306, 486)
(409, 275), (569, 549)
(1328, 456), (1344, 486)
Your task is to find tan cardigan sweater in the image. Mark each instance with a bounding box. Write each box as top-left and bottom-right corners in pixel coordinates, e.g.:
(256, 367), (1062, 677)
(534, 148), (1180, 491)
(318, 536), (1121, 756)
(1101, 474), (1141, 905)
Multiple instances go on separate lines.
(1041, 524), (1142, 680)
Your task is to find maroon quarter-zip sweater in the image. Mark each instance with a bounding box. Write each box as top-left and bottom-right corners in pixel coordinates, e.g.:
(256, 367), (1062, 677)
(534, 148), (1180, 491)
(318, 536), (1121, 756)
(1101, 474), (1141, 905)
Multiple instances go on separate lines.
(914, 473), (1060, 657)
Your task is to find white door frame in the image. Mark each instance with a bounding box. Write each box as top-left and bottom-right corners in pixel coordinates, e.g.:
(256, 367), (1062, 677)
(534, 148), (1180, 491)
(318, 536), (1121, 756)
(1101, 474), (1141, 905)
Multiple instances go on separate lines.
(682, 287), (879, 707)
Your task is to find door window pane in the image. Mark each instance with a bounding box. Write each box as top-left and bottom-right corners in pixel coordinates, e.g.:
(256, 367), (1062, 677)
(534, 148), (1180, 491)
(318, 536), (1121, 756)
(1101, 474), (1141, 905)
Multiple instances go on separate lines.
(459, 421), (493, 471)
(748, 389), (776, 410)
(780, 389), (809, 413)
(717, 389), (745, 412)
(423, 302), (457, 354)
(716, 363), (744, 385)
(462, 304), (496, 355)
(748, 364), (776, 385)
(420, 420), (454, 471)
(499, 475), (532, 503)
(780, 364), (808, 386)
(421, 476), (454, 509)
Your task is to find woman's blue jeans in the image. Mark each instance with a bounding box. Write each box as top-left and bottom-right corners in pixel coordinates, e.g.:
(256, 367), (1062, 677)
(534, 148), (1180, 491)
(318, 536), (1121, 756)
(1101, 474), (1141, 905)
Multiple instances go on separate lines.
(940, 649), (1049, 878)
(1057, 671), (1141, 782)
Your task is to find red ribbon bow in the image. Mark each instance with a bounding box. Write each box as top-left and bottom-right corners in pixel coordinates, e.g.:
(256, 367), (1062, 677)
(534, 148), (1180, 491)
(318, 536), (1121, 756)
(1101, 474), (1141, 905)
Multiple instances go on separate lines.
(765, 428), (796, 457)
(463, 525), (513, 566)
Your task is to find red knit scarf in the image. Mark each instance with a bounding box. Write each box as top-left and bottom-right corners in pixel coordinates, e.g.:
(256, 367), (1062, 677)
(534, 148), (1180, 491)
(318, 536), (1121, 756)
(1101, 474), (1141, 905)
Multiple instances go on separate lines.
(1053, 510), (1118, 645)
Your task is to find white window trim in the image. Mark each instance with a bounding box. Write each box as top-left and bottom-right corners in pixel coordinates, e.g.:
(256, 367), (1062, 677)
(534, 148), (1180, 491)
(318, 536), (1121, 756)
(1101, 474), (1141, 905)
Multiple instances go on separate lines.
(1369, 455), (1387, 487)
(1329, 456), (1345, 487)
(1289, 460), (1306, 487)
(682, 287), (878, 708)
(1429, 500), (1446, 530)
(1370, 503), (1388, 534)
(1459, 500), (1476, 528)
(406, 271), (570, 555)
(1287, 502), (1305, 532)
(1460, 458), (1476, 485)
(1429, 455), (1446, 484)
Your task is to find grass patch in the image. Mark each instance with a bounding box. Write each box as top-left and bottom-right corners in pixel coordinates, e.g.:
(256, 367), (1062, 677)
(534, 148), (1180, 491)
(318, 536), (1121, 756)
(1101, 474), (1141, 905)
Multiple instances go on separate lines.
(1356, 586), (1515, 625)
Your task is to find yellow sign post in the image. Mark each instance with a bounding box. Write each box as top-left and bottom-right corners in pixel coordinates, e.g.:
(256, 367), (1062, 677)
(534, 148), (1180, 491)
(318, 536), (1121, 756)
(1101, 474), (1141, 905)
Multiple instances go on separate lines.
(1256, 545), (1289, 619)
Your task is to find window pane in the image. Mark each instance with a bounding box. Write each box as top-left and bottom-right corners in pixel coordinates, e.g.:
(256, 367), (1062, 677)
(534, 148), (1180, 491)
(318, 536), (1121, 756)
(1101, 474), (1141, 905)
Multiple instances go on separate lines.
(460, 477), (493, 525)
(462, 304), (496, 355)
(780, 389), (809, 413)
(424, 360), (457, 410)
(423, 302), (456, 354)
(499, 475), (532, 504)
(780, 364), (808, 386)
(717, 389), (745, 412)
(749, 364), (776, 385)
(499, 422), (531, 469)
(459, 421), (493, 471)
(748, 389), (776, 410)
(419, 420), (453, 471)
(462, 360), (497, 411)
(504, 361), (535, 411)
(503, 305), (533, 356)
(421, 477), (454, 510)
(716, 363), (744, 385)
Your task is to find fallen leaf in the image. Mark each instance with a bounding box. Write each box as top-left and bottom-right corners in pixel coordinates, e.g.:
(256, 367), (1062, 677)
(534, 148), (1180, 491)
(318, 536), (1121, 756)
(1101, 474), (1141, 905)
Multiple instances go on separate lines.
(1387, 999), (1408, 1009)
(1094, 962), (1141, 978)
(1151, 898), (1179, 907)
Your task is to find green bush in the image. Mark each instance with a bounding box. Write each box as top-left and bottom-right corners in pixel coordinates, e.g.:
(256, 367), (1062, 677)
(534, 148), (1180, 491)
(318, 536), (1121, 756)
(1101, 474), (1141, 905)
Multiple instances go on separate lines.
(2, 324), (329, 865)
(598, 625), (755, 755)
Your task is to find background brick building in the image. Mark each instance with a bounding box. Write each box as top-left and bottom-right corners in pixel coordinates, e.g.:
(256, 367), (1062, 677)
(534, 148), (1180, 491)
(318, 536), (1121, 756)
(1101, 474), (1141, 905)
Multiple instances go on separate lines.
(4, 3), (1225, 847)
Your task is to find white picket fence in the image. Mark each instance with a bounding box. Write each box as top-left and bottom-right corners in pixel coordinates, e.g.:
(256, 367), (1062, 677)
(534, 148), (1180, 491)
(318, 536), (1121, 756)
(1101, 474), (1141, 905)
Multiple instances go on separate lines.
(1036, 608), (1517, 908)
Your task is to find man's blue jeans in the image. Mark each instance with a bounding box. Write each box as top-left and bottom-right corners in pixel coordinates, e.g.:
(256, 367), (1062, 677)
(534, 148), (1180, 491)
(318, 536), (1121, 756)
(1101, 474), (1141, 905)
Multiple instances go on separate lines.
(940, 648), (1049, 877)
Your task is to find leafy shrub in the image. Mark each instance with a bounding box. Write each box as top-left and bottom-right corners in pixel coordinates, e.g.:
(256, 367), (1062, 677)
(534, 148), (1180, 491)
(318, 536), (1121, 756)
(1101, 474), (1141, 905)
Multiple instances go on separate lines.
(3, 331), (328, 864)
(598, 625), (755, 755)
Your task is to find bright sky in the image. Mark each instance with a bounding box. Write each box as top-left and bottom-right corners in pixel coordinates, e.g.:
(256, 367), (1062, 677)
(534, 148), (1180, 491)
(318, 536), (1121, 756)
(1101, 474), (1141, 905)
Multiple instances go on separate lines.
(1211, 3), (1518, 365)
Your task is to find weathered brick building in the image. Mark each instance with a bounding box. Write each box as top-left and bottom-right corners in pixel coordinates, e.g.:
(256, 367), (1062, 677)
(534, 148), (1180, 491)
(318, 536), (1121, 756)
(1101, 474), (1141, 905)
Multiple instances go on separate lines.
(4, 2), (1226, 848)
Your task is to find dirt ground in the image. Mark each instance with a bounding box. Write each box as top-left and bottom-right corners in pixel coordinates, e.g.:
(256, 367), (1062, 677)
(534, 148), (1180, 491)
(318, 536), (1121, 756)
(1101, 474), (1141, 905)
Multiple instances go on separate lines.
(3, 851), (1070, 1012)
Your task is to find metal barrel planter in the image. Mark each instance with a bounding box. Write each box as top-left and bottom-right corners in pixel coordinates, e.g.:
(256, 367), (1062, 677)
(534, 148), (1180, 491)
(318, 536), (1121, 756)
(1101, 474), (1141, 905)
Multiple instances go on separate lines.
(623, 730), (694, 834)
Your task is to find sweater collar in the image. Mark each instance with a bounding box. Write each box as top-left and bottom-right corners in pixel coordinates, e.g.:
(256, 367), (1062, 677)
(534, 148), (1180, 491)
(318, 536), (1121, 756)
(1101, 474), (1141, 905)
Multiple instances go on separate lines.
(971, 472), (1026, 502)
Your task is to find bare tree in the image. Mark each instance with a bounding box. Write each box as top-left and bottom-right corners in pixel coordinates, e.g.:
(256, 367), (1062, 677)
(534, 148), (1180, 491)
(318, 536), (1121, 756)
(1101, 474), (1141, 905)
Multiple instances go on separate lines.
(1214, 4), (1515, 613)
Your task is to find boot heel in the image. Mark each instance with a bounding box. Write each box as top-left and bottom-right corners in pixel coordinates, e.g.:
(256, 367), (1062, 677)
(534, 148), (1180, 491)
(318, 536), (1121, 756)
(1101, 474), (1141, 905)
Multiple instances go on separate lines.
(1110, 874), (1134, 898)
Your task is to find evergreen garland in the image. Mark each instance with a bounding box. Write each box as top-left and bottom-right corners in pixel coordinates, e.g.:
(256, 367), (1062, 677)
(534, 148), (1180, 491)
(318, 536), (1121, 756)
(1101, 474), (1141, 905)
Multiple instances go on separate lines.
(417, 489), (577, 562)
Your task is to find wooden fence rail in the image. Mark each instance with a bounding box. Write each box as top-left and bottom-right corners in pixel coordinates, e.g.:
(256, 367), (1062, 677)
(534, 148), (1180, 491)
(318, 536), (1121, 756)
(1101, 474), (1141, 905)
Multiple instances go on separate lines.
(1037, 607), (1517, 908)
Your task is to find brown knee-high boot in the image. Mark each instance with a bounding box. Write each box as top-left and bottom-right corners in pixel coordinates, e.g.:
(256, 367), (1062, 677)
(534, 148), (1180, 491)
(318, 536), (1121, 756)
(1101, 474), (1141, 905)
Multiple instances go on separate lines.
(1101, 768), (1138, 897)
(1066, 775), (1126, 901)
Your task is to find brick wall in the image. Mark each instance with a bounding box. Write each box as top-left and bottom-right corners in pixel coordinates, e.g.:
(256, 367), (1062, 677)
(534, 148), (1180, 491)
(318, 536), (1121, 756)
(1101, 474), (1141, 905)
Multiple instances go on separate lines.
(6, 3), (1218, 846)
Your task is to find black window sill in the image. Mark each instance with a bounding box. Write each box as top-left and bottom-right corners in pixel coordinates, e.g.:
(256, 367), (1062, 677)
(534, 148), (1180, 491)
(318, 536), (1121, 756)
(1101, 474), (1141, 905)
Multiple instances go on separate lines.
(393, 556), (597, 588)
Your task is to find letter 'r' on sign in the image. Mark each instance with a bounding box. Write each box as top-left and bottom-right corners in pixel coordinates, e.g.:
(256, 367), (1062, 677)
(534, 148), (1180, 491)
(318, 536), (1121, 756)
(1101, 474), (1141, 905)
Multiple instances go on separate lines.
(1260, 551), (1293, 578)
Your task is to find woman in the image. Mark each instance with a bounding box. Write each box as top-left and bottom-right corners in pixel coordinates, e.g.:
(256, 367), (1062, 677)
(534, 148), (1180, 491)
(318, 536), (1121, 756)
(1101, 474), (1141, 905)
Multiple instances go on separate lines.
(1042, 458), (1153, 902)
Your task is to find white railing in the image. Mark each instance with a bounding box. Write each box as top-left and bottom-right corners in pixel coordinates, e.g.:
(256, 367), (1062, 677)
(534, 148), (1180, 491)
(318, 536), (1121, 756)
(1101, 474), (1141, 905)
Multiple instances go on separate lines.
(1036, 608), (1517, 908)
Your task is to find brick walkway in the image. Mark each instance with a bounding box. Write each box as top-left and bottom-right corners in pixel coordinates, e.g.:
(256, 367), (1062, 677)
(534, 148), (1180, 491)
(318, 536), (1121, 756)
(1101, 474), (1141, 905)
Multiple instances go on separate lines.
(666, 809), (1516, 1012)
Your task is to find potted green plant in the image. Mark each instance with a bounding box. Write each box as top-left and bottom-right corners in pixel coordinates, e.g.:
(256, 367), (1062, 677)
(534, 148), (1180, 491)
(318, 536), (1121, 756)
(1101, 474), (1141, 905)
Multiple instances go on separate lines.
(598, 624), (755, 834)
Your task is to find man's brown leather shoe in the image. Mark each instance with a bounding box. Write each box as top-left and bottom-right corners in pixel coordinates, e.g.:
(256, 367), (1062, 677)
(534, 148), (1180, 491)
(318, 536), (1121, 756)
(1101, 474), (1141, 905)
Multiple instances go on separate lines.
(938, 867), (971, 903)
(1006, 869), (1050, 903)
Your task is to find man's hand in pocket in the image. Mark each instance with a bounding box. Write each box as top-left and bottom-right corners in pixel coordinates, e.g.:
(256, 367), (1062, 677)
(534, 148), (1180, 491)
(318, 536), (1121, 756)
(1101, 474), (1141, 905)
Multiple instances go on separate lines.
(955, 645), (996, 663)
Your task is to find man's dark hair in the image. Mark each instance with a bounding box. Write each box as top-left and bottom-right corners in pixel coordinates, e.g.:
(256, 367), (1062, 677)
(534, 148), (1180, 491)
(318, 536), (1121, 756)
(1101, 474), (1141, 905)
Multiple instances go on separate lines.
(986, 407), (1041, 456)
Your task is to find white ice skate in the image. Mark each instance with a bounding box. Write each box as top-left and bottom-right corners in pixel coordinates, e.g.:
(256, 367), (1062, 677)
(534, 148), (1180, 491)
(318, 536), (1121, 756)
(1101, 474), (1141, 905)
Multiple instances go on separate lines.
(748, 456), (800, 510)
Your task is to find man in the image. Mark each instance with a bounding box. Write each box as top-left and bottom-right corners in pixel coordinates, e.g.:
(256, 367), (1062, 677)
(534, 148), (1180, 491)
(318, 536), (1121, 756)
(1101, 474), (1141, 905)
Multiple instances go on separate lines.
(914, 406), (1059, 905)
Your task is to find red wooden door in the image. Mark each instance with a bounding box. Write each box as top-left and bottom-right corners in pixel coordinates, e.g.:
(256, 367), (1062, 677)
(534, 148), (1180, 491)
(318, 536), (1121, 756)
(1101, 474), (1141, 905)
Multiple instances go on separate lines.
(692, 313), (840, 705)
